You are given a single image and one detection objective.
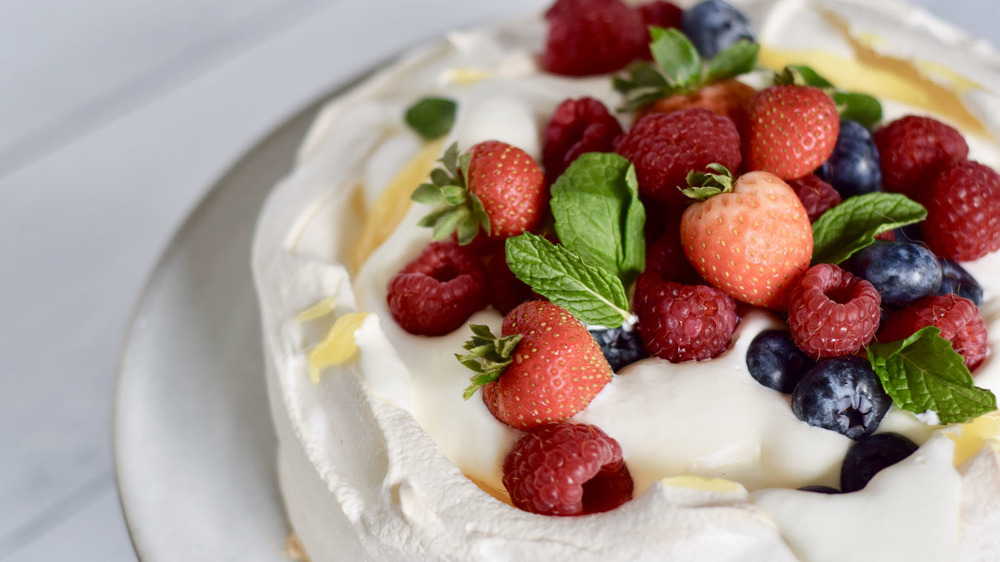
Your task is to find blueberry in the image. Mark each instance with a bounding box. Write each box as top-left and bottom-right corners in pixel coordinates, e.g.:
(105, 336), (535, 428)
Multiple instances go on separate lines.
(791, 356), (892, 440)
(590, 326), (648, 371)
(894, 223), (923, 243)
(840, 433), (918, 492)
(850, 241), (942, 308)
(681, 0), (755, 59)
(746, 330), (815, 393)
(937, 258), (983, 306)
(823, 120), (882, 197)
(798, 485), (840, 494)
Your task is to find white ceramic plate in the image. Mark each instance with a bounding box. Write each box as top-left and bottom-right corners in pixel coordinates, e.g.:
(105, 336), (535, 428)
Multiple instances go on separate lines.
(113, 95), (329, 561)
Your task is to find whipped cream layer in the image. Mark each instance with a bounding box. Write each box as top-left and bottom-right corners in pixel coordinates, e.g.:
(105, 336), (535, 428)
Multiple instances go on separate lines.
(252, 1), (1000, 560)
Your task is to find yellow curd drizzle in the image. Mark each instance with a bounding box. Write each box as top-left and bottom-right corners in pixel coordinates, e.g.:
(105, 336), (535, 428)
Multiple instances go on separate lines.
(948, 412), (1000, 466)
(660, 475), (747, 494)
(308, 312), (370, 383)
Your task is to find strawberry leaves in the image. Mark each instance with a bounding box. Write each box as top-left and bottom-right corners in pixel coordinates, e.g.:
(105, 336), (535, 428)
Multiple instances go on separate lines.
(811, 192), (926, 265)
(458, 324), (523, 399)
(412, 142), (491, 244)
(776, 65), (883, 128)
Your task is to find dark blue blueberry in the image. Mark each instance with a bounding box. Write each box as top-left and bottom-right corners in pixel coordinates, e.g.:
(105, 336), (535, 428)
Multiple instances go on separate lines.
(798, 485), (840, 494)
(849, 241), (942, 308)
(746, 330), (815, 393)
(681, 0), (755, 59)
(791, 356), (892, 440)
(894, 223), (923, 243)
(823, 120), (882, 197)
(590, 326), (648, 371)
(937, 258), (984, 306)
(840, 433), (918, 492)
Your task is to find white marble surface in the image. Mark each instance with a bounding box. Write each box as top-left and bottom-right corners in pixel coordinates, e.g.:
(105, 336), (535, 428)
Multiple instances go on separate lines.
(0, 0), (997, 560)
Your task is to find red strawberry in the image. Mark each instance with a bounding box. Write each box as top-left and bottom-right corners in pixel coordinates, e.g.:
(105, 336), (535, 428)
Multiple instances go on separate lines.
(461, 301), (612, 429)
(745, 85), (840, 180)
(614, 108), (742, 205)
(874, 115), (969, 196)
(543, 0), (647, 76)
(414, 141), (546, 245)
(639, 79), (756, 133)
(920, 160), (1000, 261)
(680, 167), (813, 309)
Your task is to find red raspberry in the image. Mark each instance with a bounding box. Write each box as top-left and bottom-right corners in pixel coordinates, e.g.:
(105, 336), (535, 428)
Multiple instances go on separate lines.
(873, 115), (968, 195)
(879, 294), (989, 372)
(787, 264), (881, 358)
(634, 272), (739, 362)
(637, 0), (683, 29)
(788, 174), (842, 222)
(645, 211), (701, 284)
(487, 246), (536, 315)
(543, 0), (647, 77)
(542, 97), (624, 185)
(387, 242), (487, 336)
(502, 422), (633, 516)
(875, 230), (896, 241)
(615, 108), (742, 205)
(920, 160), (1000, 261)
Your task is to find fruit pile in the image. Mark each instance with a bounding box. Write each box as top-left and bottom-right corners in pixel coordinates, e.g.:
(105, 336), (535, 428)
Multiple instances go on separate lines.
(385, 0), (999, 515)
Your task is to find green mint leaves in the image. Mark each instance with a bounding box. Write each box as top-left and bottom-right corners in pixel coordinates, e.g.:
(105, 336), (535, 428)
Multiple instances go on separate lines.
(405, 97), (457, 140)
(868, 327), (997, 424)
(614, 27), (758, 111)
(811, 193), (926, 265)
(412, 143), (490, 244)
(550, 153), (646, 287)
(776, 65), (882, 129)
(506, 233), (631, 327)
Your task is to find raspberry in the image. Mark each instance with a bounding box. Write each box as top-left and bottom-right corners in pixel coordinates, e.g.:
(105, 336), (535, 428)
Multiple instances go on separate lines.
(487, 246), (536, 315)
(502, 422), (633, 516)
(387, 241), (488, 336)
(615, 108), (742, 205)
(920, 160), (1000, 261)
(637, 1), (684, 59)
(542, 97), (624, 184)
(788, 174), (842, 222)
(787, 264), (881, 358)
(634, 272), (739, 362)
(873, 115), (968, 195)
(645, 214), (701, 284)
(543, 0), (647, 77)
(879, 294), (989, 371)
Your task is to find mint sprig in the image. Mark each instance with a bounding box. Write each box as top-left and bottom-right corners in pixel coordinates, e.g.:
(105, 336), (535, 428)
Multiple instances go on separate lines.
(411, 142), (490, 244)
(811, 193), (926, 265)
(550, 153), (645, 286)
(868, 327), (997, 424)
(405, 97), (457, 140)
(775, 65), (882, 128)
(505, 233), (630, 327)
(614, 27), (758, 111)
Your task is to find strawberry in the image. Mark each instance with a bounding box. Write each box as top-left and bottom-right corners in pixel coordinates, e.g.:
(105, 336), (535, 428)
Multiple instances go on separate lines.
(639, 78), (756, 132)
(680, 165), (813, 309)
(412, 141), (546, 245)
(460, 301), (612, 429)
(745, 85), (840, 180)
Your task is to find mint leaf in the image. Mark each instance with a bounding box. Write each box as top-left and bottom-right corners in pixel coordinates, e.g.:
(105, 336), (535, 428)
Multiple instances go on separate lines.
(649, 26), (702, 91)
(705, 40), (758, 84)
(550, 153), (645, 285)
(834, 92), (882, 129)
(811, 193), (926, 265)
(868, 327), (997, 424)
(506, 233), (630, 327)
(780, 65), (834, 88)
(405, 97), (457, 140)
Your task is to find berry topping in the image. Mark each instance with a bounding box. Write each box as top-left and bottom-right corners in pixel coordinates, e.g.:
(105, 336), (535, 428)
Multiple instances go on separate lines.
(937, 258), (983, 306)
(745, 85), (840, 180)
(821, 119), (882, 197)
(746, 329), (816, 393)
(590, 325), (649, 372)
(487, 246), (537, 315)
(637, 1), (683, 32)
(840, 433), (918, 493)
(634, 272), (739, 362)
(640, 79), (757, 133)
(849, 241), (942, 308)
(542, 97), (624, 185)
(879, 294), (989, 371)
(920, 159), (1000, 261)
(681, 0), (755, 59)
(787, 264), (881, 358)
(543, 0), (647, 76)
(799, 485), (840, 494)
(791, 356), (892, 439)
(502, 422), (633, 516)
(788, 173), (842, 223)
(873, 115), (968, 195)
(680, 168), (813, 309)
(387, 241), (488, 336)
(614, 108), (742, 205)
(461, 301), (612, 429)
(645, 210), (701, 284)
